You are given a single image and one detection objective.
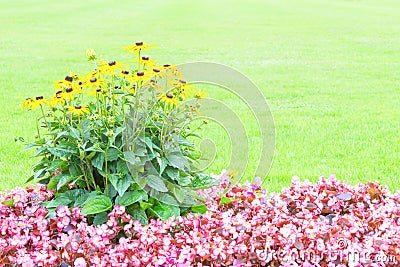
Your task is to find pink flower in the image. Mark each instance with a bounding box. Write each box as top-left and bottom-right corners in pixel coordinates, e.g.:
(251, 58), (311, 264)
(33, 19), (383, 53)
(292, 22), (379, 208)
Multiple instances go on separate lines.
(74, 257), (87, 267)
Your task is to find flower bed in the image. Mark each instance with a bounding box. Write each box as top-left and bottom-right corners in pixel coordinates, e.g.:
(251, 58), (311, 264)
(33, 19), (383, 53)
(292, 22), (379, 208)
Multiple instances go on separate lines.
(1, 173), (400, 267)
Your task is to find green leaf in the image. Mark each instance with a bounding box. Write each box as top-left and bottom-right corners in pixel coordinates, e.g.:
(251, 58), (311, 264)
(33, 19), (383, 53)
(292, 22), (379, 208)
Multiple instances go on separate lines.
(23, 143), (38, 151)
(158, 193), (179, 206)
(106, 148), (120, 161)
(219, 197), (235, 205)
(117, 159), (130, 175)
(173, 187), (185, 203)
(109, 174), (132, 197)
(162, 202), (180, 218)
(2, 199), (14, 207)
(191, 204), (208, 214)
(139, 201), (152, 210)
(177, 175), (191, 186)
(147, 175), (168, 192)
(144, 136), (154, 153)
(69, 127), (81, 141)
(166, 152), (189, 170)
(148, 204), (174, 221)
(74, 191), (97, 207)
(93, 212), (108, 226)
(56, 174), (74, 191)
(34, 168), (46, 180)
(92, 152), (104, 170)
(127, 206), (148, 225)
(81, 195), (112, 215)
(69, 164), (82, 177)
(115, 190), (146, 206)
(45, 196), (72, 208)
(47, 142), (78, 158)
(63, 189), (87, 202)
(47, 177), (58, 191)
(33, 146), (47, 157)
(47, 159), (66, 172)
(123, 151), (137, 165)
(177, 135), (194, 148)
(85, 144), (104, 153)
(157, 157), (168, 175)
(192, 174), (219, 189)
(25, 175), (34, 183)
(165, 167), (179, 181)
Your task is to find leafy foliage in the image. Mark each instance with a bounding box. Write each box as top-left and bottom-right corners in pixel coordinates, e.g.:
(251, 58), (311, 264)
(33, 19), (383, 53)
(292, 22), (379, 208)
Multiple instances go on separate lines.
(22, 43), (217, 223)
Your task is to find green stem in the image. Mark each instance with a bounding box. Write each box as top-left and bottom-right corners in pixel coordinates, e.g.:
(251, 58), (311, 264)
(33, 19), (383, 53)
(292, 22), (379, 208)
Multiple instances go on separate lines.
(40, 105), (49, 129)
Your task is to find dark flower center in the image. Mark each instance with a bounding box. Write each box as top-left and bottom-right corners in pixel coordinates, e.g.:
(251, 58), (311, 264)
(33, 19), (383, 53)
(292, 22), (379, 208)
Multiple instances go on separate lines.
(163, 64), (171, 68)
(96, 88), (101, 92)
(65, 76), (73, 82)
(75, 106), (82, 109)
(90, 77), (97, 83)
(121, 70), (129, 75)
(153, 68), (160, 73)
(135, 42), (143, 46)
(166, 93), (173, 99)
(137, 72), (144, 77)
(56, 90), (62, 95)
(179, 80), (186, 84)
(108, 61), (116, 66)
(142, 56), (149, 61)
(66, 88), (73, 93)
(36, 96), (43, 100)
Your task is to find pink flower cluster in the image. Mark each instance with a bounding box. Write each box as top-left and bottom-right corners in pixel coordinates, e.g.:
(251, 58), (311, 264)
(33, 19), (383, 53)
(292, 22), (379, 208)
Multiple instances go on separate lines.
(1, 174), (400, 267)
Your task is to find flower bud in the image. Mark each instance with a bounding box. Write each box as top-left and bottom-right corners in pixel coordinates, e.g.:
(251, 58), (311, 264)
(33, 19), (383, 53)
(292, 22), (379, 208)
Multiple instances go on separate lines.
(85, 48), (96, 60)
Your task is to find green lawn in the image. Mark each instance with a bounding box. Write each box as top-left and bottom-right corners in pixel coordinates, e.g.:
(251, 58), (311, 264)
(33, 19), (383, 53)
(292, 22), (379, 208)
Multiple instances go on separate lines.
(1, 0), (399, 192)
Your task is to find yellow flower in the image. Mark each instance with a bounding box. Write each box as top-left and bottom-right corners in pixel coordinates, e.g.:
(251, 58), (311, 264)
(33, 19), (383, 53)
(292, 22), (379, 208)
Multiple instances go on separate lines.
(131, 56), (158, 69)
(98, 60), (125, 76)
(29, 96), (48, 110)
(159, 92), (179, 105)
(86, 48), (96, 60)
(127, 70), (152, 84)
(66, 105), (90, 116)
(178, 82), (194, 100)
(21, 98), (34, 110)
(48, 91), (65, 107)
(53, 72), (82, 92)
(87, 87), (104, 96)
(53, 76), (73, 91)
(123, 42), (155, 56)
(193, 89), (207, 99)
(85, 73), (108, 89)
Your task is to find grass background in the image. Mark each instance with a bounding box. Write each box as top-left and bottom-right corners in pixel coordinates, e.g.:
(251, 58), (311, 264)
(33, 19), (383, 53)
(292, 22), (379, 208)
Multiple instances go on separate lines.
(0, 0), (399, 192)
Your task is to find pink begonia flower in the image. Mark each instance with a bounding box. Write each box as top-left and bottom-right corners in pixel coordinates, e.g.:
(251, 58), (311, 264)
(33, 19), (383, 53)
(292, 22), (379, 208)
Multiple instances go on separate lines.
(1, 174), (400, 266)
(74, 257), (87, 267)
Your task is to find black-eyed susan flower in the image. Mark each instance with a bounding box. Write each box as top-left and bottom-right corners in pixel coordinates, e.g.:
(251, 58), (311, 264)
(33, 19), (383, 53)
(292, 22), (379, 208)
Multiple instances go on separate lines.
(21, 98), (34, 110)
(30, 96), (48, 110)
(123, 42), (155, 56)
(193, 89), (207, 99)
(98, 60), (126, 76)
(48, 91), (66, 107)
(131, 56), (158, 69)
(127, 70), (152, 84)
(84, 73), (108, 89)
(66, 105), (90, 116)
(159, 92), (179, 105)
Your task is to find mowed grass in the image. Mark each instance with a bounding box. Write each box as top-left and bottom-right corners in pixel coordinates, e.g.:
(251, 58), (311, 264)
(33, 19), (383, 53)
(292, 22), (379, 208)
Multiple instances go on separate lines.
(0, 0), (399, 192)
